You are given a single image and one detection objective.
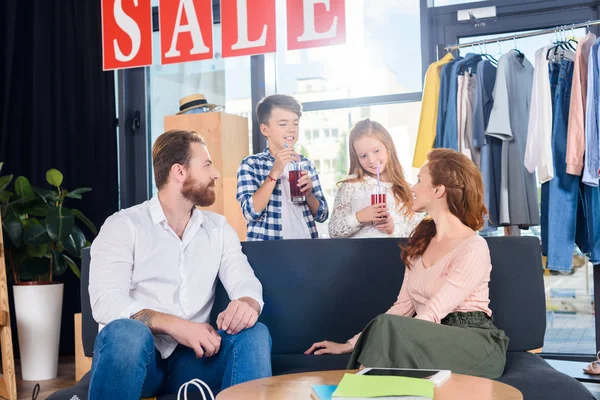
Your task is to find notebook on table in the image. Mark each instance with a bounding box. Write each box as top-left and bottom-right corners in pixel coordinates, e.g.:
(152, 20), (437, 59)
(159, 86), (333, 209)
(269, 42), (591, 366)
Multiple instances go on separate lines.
(310, 373), (435, 400)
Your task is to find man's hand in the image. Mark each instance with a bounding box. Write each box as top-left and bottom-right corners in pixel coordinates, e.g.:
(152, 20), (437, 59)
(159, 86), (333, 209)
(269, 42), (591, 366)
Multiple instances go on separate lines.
(170, 320), (222, 358)
(217, 297), (260, 335)
(131, 310), (221, 358)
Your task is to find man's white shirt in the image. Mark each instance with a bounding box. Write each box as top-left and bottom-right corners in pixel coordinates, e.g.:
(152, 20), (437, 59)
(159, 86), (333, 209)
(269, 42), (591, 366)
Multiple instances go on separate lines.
(89, 195), (264, 358)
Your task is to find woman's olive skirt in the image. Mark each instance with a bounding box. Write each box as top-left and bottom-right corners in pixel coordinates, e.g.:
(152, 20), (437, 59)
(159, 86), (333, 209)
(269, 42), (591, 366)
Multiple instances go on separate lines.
(347, 312), (509, 379)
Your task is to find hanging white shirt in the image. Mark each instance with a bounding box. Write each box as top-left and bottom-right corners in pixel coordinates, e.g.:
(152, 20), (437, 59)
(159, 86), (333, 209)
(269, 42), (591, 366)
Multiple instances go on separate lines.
(524, 45), (554, 183)
(89, 195), (264, 359)
(279, 163), (312, 240)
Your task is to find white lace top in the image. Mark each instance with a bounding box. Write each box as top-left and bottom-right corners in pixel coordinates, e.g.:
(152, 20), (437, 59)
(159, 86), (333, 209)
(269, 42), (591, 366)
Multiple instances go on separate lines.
(328, 176), (425, 239)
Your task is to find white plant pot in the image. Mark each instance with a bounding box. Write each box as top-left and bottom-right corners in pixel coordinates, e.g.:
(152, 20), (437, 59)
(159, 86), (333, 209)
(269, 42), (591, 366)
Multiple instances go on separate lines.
(13, 283), (64, 381)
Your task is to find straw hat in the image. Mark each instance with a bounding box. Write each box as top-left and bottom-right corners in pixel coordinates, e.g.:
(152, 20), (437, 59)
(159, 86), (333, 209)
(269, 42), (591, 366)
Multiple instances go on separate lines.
(177, 94), (219, 114)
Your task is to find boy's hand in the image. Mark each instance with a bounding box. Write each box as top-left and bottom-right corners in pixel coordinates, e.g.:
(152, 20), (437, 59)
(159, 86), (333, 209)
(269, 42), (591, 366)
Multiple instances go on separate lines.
(271, 148), (299, 177)
(298, 171), (314, 197)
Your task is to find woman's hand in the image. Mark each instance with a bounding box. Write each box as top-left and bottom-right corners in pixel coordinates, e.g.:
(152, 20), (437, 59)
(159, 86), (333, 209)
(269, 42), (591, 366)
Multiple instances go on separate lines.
(305, 340), (354, 355)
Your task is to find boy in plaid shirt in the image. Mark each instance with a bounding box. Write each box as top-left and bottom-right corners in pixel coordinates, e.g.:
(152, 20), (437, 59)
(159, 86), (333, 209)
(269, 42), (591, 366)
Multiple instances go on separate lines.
(236, 94), (328, 240)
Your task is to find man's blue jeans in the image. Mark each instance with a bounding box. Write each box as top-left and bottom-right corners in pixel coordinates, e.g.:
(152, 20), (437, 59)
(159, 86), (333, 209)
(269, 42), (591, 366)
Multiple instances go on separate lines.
(88, 319), (272, 399)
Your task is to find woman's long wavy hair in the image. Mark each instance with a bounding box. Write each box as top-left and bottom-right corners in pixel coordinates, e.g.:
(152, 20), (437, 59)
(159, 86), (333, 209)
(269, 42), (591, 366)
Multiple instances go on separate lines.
(400, 149), (487, 267)
(342, 119), (413, 215)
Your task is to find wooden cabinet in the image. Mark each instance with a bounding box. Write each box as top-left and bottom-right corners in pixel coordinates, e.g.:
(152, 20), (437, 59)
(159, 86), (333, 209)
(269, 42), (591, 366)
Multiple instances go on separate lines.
(164, 112), (249, 241)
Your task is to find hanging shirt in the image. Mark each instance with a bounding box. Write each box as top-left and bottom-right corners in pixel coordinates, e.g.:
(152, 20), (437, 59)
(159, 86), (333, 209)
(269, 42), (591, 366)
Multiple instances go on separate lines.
(473, 60), (501, 231)
(487, 50), (539, 227)
(441, 53), (482, 151)
(279, 163), (312, 240)
(458, 73), (479, 167)
(413, 53), (454, 168)
(524, 46), (554, 183)
(583, 40), (600, 186)
(434, 59), (461, 149)
(566, 33), (597, 176)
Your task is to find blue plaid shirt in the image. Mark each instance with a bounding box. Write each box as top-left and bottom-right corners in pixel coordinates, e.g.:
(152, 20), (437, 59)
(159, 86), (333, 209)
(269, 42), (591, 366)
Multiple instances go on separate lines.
(236, 148), (328, 241)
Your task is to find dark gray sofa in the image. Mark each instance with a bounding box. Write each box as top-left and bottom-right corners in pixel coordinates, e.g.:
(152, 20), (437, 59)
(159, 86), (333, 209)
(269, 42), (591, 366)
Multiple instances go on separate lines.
(49, 236), (594, 399)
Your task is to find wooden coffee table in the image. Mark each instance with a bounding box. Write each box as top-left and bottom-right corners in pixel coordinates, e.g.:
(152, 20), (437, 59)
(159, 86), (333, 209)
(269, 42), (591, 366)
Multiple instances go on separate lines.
(216, 370), (523, 400)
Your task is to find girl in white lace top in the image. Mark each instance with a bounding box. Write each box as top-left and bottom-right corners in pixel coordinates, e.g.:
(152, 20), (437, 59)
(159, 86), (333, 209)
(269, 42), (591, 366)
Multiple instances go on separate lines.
(328, 119), (424, 238)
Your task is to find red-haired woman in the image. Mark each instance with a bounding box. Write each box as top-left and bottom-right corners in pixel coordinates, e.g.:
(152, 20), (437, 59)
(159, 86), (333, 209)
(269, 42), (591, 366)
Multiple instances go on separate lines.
(306, 149), (509, 379)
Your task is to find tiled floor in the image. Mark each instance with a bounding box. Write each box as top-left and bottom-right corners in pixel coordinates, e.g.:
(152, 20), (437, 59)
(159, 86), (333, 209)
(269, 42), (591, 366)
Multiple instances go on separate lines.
(544, 313), (596, 354)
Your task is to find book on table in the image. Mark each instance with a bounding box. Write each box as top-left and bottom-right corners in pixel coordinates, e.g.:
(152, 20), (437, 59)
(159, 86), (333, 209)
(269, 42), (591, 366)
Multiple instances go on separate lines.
(310, 372), (437, 400)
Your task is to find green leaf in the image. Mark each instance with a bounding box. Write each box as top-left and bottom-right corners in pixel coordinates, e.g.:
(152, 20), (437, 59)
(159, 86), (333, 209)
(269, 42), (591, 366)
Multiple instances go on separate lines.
(65, 188), (91, 200)
(3, 208), (22, 247)
(56, 242), (64, 253)
(0, 162), (3, 173)
(26, 244), (48, 258)
(19, 257), (50, 280)
(26, 204), (49, 217)
(46, 169), (63, 188)
(63, 226), (85, 258)
(63, 254), (80, 279)
(14, 176), (33, 198)
(23, 224), (51, 245)
(34, 188), (59, 203)
(46, 206), (74, 242)
(0, 174), (13, 193)
(50, 250), (67, 277)
(72, 209), (97, 236)
(0, 191), (12, 204)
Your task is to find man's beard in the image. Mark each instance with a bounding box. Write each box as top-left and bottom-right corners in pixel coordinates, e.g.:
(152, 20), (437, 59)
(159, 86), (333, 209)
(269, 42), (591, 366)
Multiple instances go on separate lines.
(181, 176), (216, 207)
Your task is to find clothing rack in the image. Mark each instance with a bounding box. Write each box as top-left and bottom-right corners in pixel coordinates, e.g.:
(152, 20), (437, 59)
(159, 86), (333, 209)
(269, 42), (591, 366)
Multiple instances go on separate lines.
(444, 19), (600, 51)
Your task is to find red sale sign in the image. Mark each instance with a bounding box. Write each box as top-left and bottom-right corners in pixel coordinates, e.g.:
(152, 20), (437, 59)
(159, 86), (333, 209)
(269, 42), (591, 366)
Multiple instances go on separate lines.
(221, 0), (276, 58)
(100, 0), (347, 69)
(101, 0), (153, 70)
(286, 0), (346, 51)
(159, 0), (213, 65)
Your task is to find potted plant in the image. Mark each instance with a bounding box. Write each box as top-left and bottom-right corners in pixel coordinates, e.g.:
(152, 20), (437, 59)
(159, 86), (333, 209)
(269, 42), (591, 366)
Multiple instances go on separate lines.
(0, 162), (96, 381)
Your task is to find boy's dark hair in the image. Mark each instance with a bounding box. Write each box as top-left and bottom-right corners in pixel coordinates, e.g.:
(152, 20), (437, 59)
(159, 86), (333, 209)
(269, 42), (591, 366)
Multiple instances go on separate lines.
(256, 94), (302, 126)
(152, 130), (206, 190)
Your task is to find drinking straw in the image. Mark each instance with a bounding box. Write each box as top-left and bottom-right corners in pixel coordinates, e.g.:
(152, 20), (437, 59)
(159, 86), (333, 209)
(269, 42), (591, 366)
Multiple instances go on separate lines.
(376, 162), (381, 196)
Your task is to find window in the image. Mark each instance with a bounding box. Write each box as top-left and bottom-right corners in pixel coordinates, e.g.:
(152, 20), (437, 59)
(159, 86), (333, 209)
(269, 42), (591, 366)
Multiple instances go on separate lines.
(305, 129), (312, 142)
(324, 128), (330, 138)
(314, 160), (321, 170)
(274, 0), (423, 103)
(332, 128), (339, 138)
(148, 26), (252, 194)
(313, 129), (320, 140)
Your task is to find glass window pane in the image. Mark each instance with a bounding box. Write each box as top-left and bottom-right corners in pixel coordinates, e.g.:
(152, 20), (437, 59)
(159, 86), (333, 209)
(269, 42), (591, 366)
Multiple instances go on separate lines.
(276, 0), (422, 102)
(148, 26), (253, 194)
(297, 102), (421, 238)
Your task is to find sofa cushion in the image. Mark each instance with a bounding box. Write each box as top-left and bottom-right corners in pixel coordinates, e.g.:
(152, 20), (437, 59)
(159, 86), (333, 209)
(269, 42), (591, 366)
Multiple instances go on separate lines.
(496, 352), (594, 399)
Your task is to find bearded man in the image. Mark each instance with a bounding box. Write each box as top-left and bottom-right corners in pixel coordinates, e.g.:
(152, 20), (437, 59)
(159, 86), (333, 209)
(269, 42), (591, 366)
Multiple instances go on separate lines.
(88, 130), (271, 399)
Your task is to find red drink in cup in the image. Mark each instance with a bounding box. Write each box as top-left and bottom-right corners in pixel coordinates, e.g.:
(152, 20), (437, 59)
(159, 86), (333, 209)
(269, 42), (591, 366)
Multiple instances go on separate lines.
(371, 193), (387, 205)
(289, 169), (305, 203)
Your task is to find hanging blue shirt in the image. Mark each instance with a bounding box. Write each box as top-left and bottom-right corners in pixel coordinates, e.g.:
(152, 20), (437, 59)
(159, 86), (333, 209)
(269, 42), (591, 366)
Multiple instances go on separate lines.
(441, 53), (482, 150)
(583, 40), (600, 186)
